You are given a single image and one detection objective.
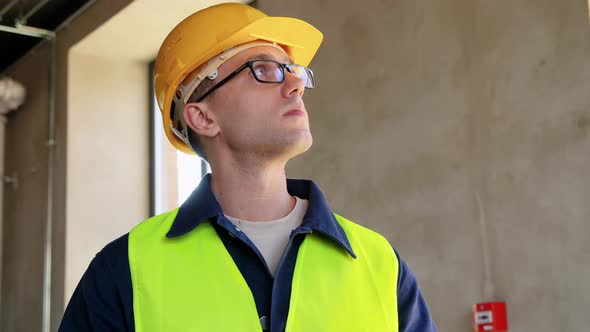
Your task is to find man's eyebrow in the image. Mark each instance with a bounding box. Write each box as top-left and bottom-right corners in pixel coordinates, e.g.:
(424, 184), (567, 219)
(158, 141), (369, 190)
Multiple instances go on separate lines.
(246, 53), (294, 64)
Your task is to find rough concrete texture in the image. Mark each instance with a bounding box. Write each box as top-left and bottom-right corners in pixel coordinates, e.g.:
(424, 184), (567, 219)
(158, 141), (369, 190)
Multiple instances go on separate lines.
(261, 0), (590, 330)
(1, 43), (50, 332)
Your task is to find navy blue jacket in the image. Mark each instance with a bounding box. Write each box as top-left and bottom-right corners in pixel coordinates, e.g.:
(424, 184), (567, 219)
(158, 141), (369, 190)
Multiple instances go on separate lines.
(59, 174), (437, 331)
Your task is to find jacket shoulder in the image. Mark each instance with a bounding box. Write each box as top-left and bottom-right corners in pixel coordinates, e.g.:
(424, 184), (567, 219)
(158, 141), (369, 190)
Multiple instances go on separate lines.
(130, 209), (179, 237)
(334, 213), (390, 243)
(333, 213), (395, 258)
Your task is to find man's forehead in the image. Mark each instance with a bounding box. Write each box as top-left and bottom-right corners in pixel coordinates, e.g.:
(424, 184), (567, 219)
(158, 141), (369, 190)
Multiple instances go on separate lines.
(233, 44), (293, 64)
(244, 51), (294, 64)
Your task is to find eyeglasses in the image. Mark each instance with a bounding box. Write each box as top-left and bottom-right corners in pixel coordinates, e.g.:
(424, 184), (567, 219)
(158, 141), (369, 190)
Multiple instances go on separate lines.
(193, 60), (315, 102)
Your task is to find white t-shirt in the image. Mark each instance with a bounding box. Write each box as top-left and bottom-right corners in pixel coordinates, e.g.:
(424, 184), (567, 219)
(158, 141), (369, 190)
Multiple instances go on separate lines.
(225, 197), (309, 276)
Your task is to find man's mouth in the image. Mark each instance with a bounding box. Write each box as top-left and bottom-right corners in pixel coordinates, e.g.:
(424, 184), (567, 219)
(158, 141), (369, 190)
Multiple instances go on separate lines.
(284, 109), (306, 116)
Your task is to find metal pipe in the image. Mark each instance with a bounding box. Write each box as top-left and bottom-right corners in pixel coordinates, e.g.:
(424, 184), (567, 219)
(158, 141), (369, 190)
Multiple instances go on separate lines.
(43, 2), (98, 330)
(0, 114), (6, 320)
(41, 36), (56, 332)
(0, 23), (54, 38)
(0, 0), (20, 22)
(15, 0), (51, 25)
(475, 191), (494, 299)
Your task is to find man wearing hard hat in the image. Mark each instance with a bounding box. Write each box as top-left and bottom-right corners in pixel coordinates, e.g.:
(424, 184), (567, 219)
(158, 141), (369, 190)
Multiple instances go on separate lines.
(60, 3), (436, 332)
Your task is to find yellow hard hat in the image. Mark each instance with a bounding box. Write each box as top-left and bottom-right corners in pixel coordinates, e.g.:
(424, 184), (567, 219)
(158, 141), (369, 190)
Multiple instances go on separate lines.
(154, 3), (324, 154)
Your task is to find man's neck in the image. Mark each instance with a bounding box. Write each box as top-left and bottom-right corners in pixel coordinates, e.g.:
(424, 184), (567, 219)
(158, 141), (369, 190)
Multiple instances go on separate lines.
(209, 158), (294, 222)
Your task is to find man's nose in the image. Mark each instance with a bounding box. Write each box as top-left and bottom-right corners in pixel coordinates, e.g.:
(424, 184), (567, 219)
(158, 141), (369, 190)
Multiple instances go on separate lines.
(282, 69), (306, 98)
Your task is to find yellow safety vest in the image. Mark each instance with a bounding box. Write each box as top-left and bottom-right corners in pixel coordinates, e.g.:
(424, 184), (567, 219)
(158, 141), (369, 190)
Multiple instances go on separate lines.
(129, 209), (399, 331)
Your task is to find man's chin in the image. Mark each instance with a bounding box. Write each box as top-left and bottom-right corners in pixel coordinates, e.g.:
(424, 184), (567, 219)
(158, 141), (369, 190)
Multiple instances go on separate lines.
(285, 134), (313, 158)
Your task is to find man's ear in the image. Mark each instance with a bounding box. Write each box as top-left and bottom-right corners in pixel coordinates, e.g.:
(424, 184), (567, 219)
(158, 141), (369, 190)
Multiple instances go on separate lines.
(183, 102), (219, 138)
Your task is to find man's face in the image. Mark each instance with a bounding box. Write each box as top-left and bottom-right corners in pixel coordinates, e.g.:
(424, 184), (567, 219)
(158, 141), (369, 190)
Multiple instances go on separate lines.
(200, 45), (313, 160)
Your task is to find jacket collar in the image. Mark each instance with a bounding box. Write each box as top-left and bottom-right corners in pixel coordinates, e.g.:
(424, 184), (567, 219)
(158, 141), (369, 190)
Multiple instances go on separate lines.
(166, 173), (356, 258)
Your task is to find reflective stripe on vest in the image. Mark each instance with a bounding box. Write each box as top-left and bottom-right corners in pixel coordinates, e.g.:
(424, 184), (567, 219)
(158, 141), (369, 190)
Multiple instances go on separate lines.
(129, 209), (398, 332)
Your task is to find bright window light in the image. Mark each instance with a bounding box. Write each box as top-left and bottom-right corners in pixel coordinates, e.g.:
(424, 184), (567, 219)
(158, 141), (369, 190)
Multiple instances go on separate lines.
(151, 80), (209, 216)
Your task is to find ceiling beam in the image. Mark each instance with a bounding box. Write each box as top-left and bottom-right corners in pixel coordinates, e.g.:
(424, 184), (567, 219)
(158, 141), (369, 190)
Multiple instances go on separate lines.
(16, 0), (51, 25)
(0, 0), (20, 22)
(0, 23), (54, 39)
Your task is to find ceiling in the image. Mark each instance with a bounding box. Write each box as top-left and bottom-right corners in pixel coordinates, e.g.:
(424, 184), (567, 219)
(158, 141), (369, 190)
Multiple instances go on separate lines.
(0, 0), (91, 73)
(70, 0), (250, 62)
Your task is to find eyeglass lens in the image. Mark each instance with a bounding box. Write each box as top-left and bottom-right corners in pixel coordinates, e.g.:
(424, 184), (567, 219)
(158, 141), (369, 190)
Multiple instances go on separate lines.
(251, 60), (314, 88)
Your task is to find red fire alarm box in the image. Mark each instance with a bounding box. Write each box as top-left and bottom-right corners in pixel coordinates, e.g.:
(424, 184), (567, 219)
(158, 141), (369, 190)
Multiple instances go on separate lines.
(472, 301), (508, 332)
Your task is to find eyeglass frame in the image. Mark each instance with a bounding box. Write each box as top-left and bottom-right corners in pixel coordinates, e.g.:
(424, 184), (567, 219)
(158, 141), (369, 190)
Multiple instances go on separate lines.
(191, 59), (315, 103)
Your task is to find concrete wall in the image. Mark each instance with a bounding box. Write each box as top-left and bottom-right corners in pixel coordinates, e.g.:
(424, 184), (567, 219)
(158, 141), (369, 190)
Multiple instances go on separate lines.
(262, 0), (590, 331)
(65, 53), (149, 301)
(1, 43), (51, 332)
